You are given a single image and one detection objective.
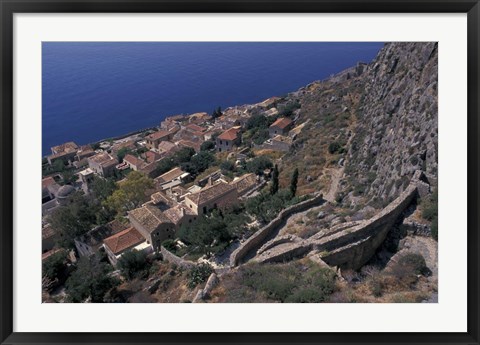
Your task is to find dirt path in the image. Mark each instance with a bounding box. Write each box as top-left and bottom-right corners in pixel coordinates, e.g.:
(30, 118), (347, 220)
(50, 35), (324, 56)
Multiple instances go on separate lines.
(323, 167), (344, 203)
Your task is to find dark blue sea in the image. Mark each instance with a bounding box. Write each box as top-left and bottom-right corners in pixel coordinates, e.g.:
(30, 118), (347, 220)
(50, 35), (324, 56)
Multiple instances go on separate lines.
(42, 42), (383, 156)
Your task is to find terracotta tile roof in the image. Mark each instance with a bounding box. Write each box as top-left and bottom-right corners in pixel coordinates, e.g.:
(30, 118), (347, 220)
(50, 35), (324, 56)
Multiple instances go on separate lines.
(217, 127), (240, 141)
(270, 117), (292, 130)
(186, 181), (236, 206)
(151, 191), (176, 206)
(129, 205), (174, 234)
(230, 173), (258, 195)
(42, 248), (63, 261)
(186, 124), (206, 133)
(177, 140), (202, 152)
(155, 167), (186, 184)
(89, 152), (117, 165)
(272, 135), (293, 144)
(42, 176), (56, 190)
(124, 154), (145, 168)
(147, 130), (170, 141)
(163, 204), (195, 225)
(103, 227), (145, 255)
(138, 162), (158, 175)
(76, 220), (128, 247)
(258, 96), (281, 108)
(145, 151), (162, 163)
(42, 224), (56, 240)
(51, 141), (78, 154)
(157, 141), (178, 153)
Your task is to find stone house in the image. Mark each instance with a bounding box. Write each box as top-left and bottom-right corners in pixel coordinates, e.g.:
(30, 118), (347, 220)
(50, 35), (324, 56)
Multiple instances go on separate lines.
(42, 224), (59, 254)
(47, 141), (78, 165)
(216, 127), (241, 152)
(103, 227), (149, 266)
(123, 154), (145, 171)
(145, 130), (174, 150)
(184, 180), (238, 215)
(262, 135), (293, 152)
(128, 205), (176, 251)
(88, 152), (117, 177)
(75, 145), (95, 161)
(154, 167), (190, 190)
(74, 220), (128, 257)
(230, 173), (258, 197)
(269, 117), (293, 137)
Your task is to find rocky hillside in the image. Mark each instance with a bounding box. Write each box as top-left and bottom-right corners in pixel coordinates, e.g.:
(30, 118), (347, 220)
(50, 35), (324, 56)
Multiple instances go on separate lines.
(282, 42), (438, 209)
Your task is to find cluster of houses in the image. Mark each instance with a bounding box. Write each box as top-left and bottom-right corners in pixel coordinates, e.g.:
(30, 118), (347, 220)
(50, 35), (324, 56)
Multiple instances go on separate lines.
(41, 96), (301, 267)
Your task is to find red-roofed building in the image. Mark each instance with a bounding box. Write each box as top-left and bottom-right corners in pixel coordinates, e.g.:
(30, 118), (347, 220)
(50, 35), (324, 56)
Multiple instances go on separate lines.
(103, 227), (147, 265)
(146, 130), (174, 150)
(123, 154), (145, 171)
(216, 127), (241, 152)
(269, 117), (293, 137)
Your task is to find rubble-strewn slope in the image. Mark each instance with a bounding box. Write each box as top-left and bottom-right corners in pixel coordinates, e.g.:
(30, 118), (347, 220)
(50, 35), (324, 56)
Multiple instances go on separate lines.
(284, 42), (438, 208)
(346, 42), (438, 203)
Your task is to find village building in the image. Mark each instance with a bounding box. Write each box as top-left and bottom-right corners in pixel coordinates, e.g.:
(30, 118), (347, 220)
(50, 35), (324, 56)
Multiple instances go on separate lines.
(123, 154), (145, 171)
(258, 96), (281, 109)
(154, 167), (190, 190)
(103, 227), (150, 266)
(264, 107), (279, 117)
(177, 139), (202, 153)
(110, 139), (137, 157)
(188, 112), (211, 125)
(144, 150), (162, 164)
(162, 204), (197, 229)
(42, 224), (59, 254)
(56, 185), (76, 206)
(75, 145), (95, 161)
(88, 152), (117, 177)
(184, 180), (238, 215)
(78, 168), (95, 194)
(138, 162), (161, 179)
(42, 176), (58, 203)
(269, 117), (293, 137)
(161, 114), (185, 131)
(216, 127), (241, 152)
(47, 141), (78, 165)
(230, 173), (259, 197)
(74, 220), (128, 257)
(262, 134), (293, 152)
(157, 141), (180, 157)
(128, 204), (176, 250)
(145, 130), (174, 150)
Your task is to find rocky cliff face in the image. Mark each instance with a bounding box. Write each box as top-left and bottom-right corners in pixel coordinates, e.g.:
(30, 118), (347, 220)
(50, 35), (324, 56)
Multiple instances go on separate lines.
(284, 42), (438, 208)
(345, 42), (438, 204)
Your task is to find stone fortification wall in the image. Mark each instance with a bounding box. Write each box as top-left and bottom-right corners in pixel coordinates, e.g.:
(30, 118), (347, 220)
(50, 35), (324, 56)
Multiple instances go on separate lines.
(229, 193), (324, 267)
(255, 172), (425, 269)
(160, 246), (196, 269)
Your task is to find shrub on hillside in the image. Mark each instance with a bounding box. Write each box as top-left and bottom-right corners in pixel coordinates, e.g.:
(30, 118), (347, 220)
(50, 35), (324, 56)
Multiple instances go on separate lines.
(187, 263), (214, 289)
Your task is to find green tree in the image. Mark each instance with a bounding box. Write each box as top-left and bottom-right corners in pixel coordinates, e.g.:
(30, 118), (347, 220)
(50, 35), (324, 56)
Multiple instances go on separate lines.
(117, 250), (150, 280)
(200, 140), (215, 151)
(220, 160), (235, 173)
(290, 168), (299, 197)
(178, 212), (231, 256)
(245, 156), (273, 175)
(211, 106), (222, 119)
(91, 176), (117, 201)
(65, 255), (119, 302)
(49, 192), (97, 249)
(182, 151), (215, 177)
(42, 250), (67, 280)
(270, 164), (279, 195)
(116, 147), (132, 163)
(187, 263), (214, 289)
(103, 171), (154, 216)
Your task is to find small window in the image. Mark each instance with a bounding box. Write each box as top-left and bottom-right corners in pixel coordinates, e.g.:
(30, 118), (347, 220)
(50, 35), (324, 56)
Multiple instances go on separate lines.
(226, 142), (228, 146)
(189, 219), (192, 223)
(203, 206), (207, 214)
(220, 140), (223, 145)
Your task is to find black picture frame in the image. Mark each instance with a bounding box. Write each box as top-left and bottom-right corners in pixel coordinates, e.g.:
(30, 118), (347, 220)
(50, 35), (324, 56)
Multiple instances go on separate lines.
(1, 1), (479, 344)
